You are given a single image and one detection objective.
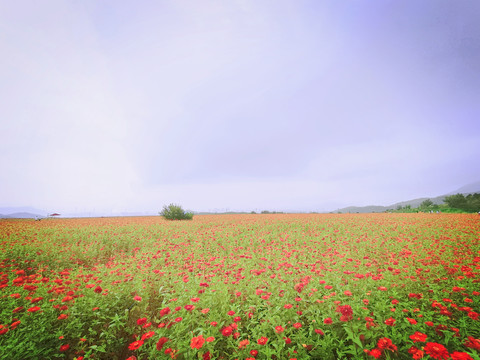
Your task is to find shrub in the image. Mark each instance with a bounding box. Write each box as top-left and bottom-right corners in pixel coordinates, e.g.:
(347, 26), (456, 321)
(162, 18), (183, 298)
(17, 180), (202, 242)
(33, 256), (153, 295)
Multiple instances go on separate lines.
(159, 204), (193, 220)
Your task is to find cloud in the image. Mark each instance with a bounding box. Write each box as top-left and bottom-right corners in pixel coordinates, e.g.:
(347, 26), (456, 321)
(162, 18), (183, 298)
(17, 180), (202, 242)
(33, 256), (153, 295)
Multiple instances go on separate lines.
(1, 0), (479, 213)
(0, 1), (138, 211)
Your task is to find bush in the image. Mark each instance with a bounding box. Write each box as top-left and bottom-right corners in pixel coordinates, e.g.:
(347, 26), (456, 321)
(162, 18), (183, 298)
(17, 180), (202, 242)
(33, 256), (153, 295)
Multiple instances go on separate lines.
(159, 204), (194, 220)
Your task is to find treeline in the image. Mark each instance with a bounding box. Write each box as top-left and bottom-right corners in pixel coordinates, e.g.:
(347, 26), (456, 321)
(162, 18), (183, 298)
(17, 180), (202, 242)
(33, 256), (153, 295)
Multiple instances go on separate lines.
(392, 193), (480, 213)
(444, 193), (480, 213)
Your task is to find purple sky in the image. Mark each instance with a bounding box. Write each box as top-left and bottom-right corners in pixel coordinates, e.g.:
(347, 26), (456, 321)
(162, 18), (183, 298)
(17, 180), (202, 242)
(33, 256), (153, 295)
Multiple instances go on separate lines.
(1, 1), (480, 214)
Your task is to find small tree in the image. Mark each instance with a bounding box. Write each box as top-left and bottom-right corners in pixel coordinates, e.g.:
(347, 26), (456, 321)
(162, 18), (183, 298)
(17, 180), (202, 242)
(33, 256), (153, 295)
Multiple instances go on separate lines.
(420, 199), (433, 208)
(159, 204), (193, 220)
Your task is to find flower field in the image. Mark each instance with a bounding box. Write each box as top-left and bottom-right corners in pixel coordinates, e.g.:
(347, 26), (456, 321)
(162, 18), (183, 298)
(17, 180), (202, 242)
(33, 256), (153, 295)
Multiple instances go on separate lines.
(1, 213), (479, 360)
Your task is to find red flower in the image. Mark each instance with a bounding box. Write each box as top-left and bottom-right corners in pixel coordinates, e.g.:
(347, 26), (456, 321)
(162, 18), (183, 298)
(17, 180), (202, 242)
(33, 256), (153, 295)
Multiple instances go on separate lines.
(336, 305), (353, 321)
(59, 344), (69, 352)
(257, 336), (268, 345)
(407, 317), (417, 325)
(94, 286), (102, 293)
(384, 317), (395, 326)
(128, 340), (144, 351)
(10, 321), (21, 329)
(409, 293), (423, 299)
(275, 326), (284, 333)
(377, 337), (397, 352)
(137, 318), (147, 326)
(424, 342), (449, 360)
(239, 339), (249, 349)
(409, 331), (427, 343)
(293, 322), (302, 329)
(408, 346), (424, 360)
(324, 317), (332, 324)
(468, 311), (479, 320)
(221, 326), (233, 336)
(190, 335), (205, 349)
(156, 337), (169, 351)
(250, 349), (258, 356)
(365, 348), (382, 358)
(159, 307), (170, 317)
(141, 331), (155, 341)
(464, 336), (480, 350)
(27, 306), (41, 313)
(314, 329), (324, 335)
(366, 318), (376, 329)
(450, 352), (473, 360)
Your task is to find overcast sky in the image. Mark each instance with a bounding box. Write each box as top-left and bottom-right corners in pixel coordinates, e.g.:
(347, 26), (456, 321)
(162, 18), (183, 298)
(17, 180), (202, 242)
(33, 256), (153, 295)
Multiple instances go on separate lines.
(1, 0), (480, 214)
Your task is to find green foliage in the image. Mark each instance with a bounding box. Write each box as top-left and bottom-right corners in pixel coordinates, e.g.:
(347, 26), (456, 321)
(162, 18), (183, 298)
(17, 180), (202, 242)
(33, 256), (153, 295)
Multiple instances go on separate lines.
(445, 193), (480, 212)
(390, 194), (480, 213)
(159, 203), (194, 220)
(420, 199), (433, 208)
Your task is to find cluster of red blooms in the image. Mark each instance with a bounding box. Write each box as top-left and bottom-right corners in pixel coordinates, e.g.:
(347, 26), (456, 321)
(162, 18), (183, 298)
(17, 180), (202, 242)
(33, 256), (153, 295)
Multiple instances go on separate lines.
(407, 340), (475, 360)
(365, 337), (398, 358)
(336, 304), (353, 322)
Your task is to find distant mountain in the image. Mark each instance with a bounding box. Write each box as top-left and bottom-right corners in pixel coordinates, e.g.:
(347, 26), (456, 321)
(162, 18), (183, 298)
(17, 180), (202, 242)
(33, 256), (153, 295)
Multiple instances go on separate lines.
(447, 180), (480, 195)
(334, 181), (480, 213)
(332, 205), (393, 214)
(0, 207), (47, 216)
(0, 212), (44, 219)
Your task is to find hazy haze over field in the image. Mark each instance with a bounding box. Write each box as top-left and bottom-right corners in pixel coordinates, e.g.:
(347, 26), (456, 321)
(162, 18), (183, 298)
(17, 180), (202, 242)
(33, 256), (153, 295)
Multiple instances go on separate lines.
(1, 1), (480, 214)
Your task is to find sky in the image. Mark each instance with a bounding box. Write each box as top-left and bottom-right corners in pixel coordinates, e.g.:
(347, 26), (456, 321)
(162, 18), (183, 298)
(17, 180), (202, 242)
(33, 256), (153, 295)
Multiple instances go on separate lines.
(1, 0), (480, 214)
